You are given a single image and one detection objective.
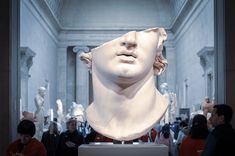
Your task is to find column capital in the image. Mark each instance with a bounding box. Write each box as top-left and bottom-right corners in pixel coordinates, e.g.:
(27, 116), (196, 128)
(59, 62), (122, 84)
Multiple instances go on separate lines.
(73, 46), (89, 53)
(20, 47), (36, 76)
(197, 46), (214, 72)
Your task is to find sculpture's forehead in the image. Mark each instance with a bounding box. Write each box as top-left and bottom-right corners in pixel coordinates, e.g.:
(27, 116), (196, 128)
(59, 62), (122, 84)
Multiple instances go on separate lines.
(91, 27), (159, 52)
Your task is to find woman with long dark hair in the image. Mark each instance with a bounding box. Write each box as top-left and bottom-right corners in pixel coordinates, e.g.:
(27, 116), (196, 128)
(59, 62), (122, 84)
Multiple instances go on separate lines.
(179, 114), (209, 156)
(41, 121), (60, 156)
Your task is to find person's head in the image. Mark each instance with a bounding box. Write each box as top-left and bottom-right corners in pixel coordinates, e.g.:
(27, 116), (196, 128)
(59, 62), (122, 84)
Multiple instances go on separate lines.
(38, 87), (46, 97)
(204, 96), (210, 103)
(48, 121), (59, 134)
(179, 120), (188, 129)
(161, 123), (170, 139)
(210, 104), (233, 127)
(80, 28), (167, 86)
(17, 120), (36, 144)
(21, 111), (35, 122)
(190, 114), (208, 139)
(66, 117), (77, 132)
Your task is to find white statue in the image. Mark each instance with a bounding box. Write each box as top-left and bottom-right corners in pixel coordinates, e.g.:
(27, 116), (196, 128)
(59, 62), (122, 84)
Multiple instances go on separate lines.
(71, 102), (85, 123)
(159, 83), (177, 124)
(56, 99), (65, 123)
(202, 96), (214, 119)
(34, 86), (46, 139)
(80, 27), (168, 141)
(34, 87), (46, 120)
(169, 92), (177, 122)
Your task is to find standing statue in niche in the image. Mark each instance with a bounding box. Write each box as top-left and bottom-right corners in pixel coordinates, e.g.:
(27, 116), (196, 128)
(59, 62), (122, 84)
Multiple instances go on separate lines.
(80, 27), (168, 141)
(159, 83), (177, 124)
(34, 86), (47, 139)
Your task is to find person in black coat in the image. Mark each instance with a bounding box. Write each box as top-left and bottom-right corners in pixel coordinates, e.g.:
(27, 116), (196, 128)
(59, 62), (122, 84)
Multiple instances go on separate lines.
(202, 104), (235, 156)
(56, 117), (84, 156)
(41, 121), (60, 156)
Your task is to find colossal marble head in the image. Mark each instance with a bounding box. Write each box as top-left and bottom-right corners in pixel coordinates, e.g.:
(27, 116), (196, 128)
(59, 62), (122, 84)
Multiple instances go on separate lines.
(80, 27), (168, 141)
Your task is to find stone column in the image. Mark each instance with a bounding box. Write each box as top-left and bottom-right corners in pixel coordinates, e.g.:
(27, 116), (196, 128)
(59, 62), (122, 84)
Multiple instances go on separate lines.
(20, 47), (36, 115)
(57, 47), (67, 110)
(73, 46), (90, 109)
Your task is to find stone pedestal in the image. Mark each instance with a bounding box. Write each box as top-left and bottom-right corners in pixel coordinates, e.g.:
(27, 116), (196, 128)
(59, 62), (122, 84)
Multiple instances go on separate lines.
(78, 143), (168, 156)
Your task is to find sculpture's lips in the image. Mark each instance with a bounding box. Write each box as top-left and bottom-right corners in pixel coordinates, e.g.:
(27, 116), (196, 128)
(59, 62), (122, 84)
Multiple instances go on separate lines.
(116, 53), (136, 63)
(116, 51), (137, 58)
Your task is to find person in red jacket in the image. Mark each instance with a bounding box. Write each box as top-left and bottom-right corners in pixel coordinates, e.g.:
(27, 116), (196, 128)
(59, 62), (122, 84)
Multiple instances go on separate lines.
(179, 114), (209, 156)
(6, 119), (47, 156)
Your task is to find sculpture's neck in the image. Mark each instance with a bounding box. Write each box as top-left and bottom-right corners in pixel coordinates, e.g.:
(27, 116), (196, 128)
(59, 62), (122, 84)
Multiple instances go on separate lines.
(89, 71), (160, 125)
(86, 71), (168, 140)
(92, 70), (156, 116)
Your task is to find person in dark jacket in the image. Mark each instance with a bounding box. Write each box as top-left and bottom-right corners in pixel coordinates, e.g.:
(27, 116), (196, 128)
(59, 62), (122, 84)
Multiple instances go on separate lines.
(202, 104), (235, 156)
(41, 121), (60, 156)
(56, 117), (84, 156)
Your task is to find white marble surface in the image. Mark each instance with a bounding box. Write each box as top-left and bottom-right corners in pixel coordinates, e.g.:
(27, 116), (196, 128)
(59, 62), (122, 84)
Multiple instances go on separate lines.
(80, 28), (168, 141)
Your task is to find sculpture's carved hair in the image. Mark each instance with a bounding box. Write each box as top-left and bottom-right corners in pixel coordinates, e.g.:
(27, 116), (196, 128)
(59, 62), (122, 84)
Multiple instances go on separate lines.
(154, 44), (168, 75)
(146, 27), (168, 75)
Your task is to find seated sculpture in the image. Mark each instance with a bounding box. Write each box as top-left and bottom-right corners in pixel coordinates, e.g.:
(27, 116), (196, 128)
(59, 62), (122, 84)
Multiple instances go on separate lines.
(80, 27), (168, 141)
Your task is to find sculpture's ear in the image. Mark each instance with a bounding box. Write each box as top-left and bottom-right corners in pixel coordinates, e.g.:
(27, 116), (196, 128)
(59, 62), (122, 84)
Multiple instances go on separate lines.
(79, 52), (92, 70)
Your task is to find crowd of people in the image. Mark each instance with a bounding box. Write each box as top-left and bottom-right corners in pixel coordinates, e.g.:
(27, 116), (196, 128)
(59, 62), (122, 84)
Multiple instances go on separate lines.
(175, 104), (235, 156)
(5, 103), (235, 156)
(6, 117), (86, 156)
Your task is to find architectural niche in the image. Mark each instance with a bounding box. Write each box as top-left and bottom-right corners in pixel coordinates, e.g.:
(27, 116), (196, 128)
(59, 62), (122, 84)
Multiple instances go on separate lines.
(197, 46), (214, 100)
(20, 47), (36, 116)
